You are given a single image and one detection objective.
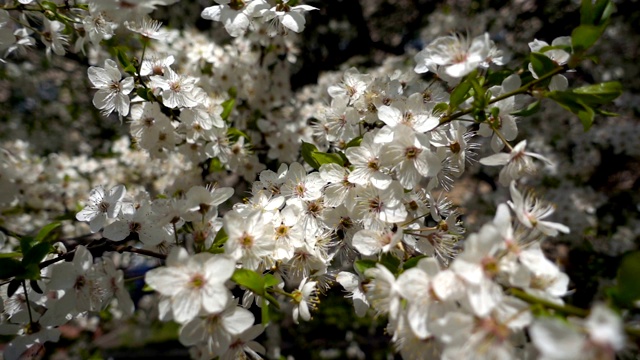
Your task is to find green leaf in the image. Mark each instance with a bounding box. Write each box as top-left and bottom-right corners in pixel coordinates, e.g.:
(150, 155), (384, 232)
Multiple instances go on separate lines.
(30, 280), (44, 294)
(470, 77), (489, 112)
(611, 251), (640, 308)
(264, 274), (281, 288)
(572, 81), (622, 104)
(576, 104), (596, 131)
(529, 52), (558, 78)
(547, 92), (594, 130)
(221, 98), (235, 121)
(124, 64), (137, 76)
(345, 136), (362, 148)
(115, 48), (131, 70)
(0, 252), (22, 259)
(227, 127), (251, 142)
(312, 152), (344, 167)
(34, 222), (61, 244)
(580, 0), (593, 24)
(0, 258), (24, 279)
(208, 228), (228, 252)
(22, 242), (53, 268)
(41, 1), (58, 12)
(592, 0), (614, 25)
(232, 269), (265, 296)
(546, 82), (621, 131)
(208, 157), (225, 173)
(20, 236), (35, 255)
(354, 259), (377, 275)
(301, 141), (321, 170)
(7, 279), (21, 298)
(510, 100), (541, 116)
(402, 255), (428, 270)
(380, 252), (401, 273)
(572, 25), (605, 53)
(18, 264), (41, 280)
(485, 69), (513, 87)
(433, 102), (449, 114)
(136, 87), (151, 101)
(448, 76), (473, 112)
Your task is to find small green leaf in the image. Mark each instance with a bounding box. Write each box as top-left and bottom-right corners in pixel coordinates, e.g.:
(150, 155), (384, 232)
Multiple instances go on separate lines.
(572, 81), (622, 104)
(124, 64), (137, 76)
(402, 255), (428, 270)
(572, 25), (605, 53)
(433, 102), (449, 114)
(221, 98), (235, 121)
(301, 141), (321, 170)
(345, 136), (362, 148)
(136, 87), (150, 101)
(0, 258), (24, 279)
(264, 274), (281, 288)
(529, 52), (558, 78)
(546, 82), (621, 131)
(20, 236), (36, 255)
(591, 0), (614, 25)
(22, 242), (53, 268)
(510, 100), (541, 116)
(0, 252), (22, 259)
(580, 0), (593, 24)
(232, 269), (265, 296)
(227, 127), (251, 142)
(576, 104), (596, 131)
(312, 151), (344, 167)
(30, 280), (44, 294)
(485, 69), (513, 87)
(449, 76), (473, 112)
(546, 91), (595, 130)
(34, 222), (61, 244)
(7, 279), (21, 298)
(380, 253), (401, 273)
(18, 264), (42, 280)
(354, 259), (377, 275)
(115, 48), (131, 69)
(227, 86), (237, 99)
(611, 251), (640, 308)
(41, 1), (58, 12)
(208, 157), (225, 173)
(208, 228), (228, 251)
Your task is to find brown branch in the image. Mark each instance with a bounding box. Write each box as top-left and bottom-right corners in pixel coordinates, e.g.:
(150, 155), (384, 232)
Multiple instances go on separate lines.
(38, 232), (166, 269)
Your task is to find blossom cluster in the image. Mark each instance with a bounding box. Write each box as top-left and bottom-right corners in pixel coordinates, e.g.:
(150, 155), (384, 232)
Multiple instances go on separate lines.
(0, 0), (635, 359)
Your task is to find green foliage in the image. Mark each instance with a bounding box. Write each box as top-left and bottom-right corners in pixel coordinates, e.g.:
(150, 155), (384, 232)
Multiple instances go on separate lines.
(354, 259), (377, 275)
(301, 141), (345, 170)
(231, 268), (281, 324)
(227, 127), (251, 142)
(511, 100), (541, 117)
(609, 251), (640, 308)
(221, 98), (235, 121)
(546, 81), (622, 130)
(448, 74), (474, 113)
(529, 52), (559, 81)
(0, 222), (59, 281)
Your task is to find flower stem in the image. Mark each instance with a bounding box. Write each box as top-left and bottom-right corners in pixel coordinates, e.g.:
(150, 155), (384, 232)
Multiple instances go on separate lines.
(440, 66), (565, 125)
(22, 281), (34, 326)
(492, 128), (514, 151)
(508, 287), (588, 317)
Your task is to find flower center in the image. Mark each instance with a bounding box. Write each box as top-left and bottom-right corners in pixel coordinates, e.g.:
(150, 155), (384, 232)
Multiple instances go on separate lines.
(239, 233), (254, 248)
(404, 146), (421, 159)
(190, 274), (206, 289)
